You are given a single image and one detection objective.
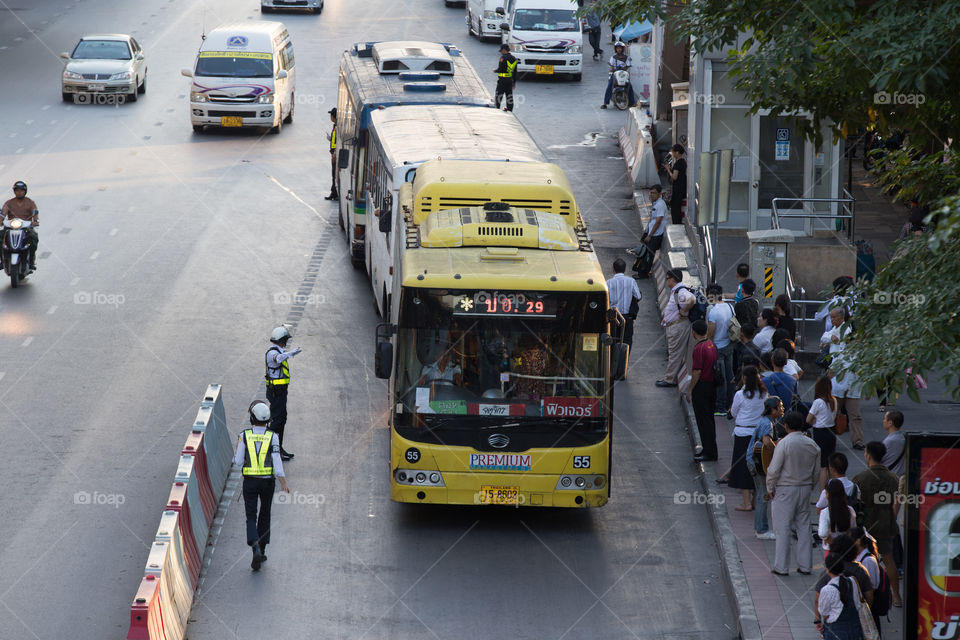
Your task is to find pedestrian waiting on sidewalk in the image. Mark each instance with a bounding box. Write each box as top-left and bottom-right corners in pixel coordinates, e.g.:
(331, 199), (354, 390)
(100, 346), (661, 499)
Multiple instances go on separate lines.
(853, 441), (902, 607)
(705, 283), (736, 416)
(813, 534), (874, 638)
(819, 479), (857, 558)
(747, 396), (783, 539)
(722, 262), (750, 303)
(728, 365), (768, 511)
(655, 268), (694, 388)
(815, 551), (865, 640)
(766, 411), (820, 577)
(687, 320), (719, 462)
(806, 375), (839, 492)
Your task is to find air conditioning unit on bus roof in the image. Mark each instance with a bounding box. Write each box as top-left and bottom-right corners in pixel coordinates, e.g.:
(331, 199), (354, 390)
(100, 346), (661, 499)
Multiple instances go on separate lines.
(371, 41), (455, 75)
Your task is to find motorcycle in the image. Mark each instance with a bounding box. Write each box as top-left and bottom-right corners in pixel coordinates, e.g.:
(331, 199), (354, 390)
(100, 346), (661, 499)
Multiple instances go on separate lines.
(2, 218), (34, 287)
(611, 68), (632, 110)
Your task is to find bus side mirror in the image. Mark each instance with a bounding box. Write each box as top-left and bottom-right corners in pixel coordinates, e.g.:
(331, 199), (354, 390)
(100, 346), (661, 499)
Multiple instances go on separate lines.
(338, 148), (349, 169)
(375, 323), (396, 379)
(379, 192), (393, 233)
(375, 342), (393, 379)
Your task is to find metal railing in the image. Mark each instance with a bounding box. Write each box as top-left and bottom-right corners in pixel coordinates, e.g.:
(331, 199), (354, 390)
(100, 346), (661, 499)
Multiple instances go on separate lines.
(770, 189), (856, 244)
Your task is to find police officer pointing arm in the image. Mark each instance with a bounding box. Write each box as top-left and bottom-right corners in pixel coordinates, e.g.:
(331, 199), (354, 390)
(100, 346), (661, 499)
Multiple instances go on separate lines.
(265, 326), (302, 461)
(233, 401), (290, 571)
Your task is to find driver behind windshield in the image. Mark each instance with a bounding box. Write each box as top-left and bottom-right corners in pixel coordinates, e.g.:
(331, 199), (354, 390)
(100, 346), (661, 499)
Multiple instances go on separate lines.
(419, 348), (462, 387)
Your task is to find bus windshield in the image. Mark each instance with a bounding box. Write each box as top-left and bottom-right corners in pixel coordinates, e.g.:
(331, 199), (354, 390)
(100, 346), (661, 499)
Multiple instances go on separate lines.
(195, 52), (273, 78)
(395, 289), (607, 428)
(512, 9), (579, 32)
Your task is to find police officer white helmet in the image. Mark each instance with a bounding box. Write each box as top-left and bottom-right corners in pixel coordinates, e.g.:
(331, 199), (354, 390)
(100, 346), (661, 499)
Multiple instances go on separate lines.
(270, 326), (290, 342)
(249, 401), (271, 424)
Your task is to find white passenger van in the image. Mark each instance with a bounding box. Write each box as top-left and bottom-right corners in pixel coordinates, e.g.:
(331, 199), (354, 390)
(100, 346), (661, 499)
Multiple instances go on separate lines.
(467, 0), (505, 40)
(499, 0), (582, 80)
(181, 22), (295, 134)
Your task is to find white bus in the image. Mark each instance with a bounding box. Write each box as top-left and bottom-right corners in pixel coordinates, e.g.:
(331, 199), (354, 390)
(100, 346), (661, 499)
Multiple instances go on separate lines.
(335, 41), (491, 269)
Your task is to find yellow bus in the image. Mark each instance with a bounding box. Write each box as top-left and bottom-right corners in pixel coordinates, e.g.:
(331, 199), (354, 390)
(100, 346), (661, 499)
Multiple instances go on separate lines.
(374, 159), (620, 508)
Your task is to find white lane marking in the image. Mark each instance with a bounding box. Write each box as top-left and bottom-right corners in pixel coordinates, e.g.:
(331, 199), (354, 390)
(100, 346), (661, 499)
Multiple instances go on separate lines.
(49, 120), (57, 125)
(267, 175), (323, 218)
(25, 119), (33, 125)
(0, 164), (5, 172)
(0, 373), (4, 382)
(70, 277), (80, 286)
(89, 251), (100, 260)
(8, 133), (15, 138)
(41, 105), (50, 111)
(15, 148), (23, 154)
(109, 228), (118, 236)
(47, 305), (58, 315)
(22, 337), (34, 347)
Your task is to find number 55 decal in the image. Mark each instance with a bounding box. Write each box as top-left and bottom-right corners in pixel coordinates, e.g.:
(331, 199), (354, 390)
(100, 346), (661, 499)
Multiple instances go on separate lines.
(573, 456), (591, 469)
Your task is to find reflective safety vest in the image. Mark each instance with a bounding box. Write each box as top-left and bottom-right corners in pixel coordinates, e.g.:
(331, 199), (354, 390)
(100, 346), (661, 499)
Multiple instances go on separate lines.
(330, 127), (336, 151)
(241, 429), (275, 476)
(498, 58), (518, 78)
(265, 345), (290, 385)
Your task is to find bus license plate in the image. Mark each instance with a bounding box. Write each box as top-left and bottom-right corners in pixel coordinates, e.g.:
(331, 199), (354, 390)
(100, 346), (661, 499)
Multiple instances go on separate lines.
(479, 486), (521, 505)
(221, 116), (243, 127)
(535, 65), (554, 75)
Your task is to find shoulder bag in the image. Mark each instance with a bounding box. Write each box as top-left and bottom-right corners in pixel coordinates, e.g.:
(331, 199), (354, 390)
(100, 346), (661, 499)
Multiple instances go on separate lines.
(833, 400), (848, 435)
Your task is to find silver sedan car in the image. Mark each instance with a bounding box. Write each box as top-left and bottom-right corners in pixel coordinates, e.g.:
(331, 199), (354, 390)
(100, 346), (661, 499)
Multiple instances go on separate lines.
(60, 35), (147, 103)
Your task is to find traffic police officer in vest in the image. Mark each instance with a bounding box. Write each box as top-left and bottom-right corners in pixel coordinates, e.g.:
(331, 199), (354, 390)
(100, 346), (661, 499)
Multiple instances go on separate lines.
(494, 44), (518, 112)
(265, 326), (302, 461)
(233, 401), (289, 571)
(325, 108), (338, 201)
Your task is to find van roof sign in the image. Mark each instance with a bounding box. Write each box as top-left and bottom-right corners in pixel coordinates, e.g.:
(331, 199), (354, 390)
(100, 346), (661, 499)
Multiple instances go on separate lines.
(227, 35), (248, 47)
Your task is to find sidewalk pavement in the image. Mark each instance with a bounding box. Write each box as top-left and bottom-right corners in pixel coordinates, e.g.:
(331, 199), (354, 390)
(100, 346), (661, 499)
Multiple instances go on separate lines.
(630, 165), (959, 639)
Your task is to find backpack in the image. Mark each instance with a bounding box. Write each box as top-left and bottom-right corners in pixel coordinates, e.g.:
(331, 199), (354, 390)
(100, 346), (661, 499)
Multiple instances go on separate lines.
(676, 285), (708, 323)
(725, 302), (742, 343)
(870, 553), (894, 616)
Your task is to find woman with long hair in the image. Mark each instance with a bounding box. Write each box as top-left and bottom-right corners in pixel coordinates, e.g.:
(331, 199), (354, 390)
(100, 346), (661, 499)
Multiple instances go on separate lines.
(816, 552), (864, 640)
(774, 293), (796, 339)
(728, 366), (768, 511)
(819, 479), (856, 558)
(807, 375), (838, 491)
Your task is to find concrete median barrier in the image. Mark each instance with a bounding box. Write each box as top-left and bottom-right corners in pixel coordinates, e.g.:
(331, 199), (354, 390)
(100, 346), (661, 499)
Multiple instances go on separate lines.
(144, 541), (190, 639)
(618, 108), (659, 188)
(192, 385), (232, 500)
(155, 509), (196, 591)
(125, 575), (163, 640)
(165, 484), (203, 587)
(176, 454), (215, 527)
(182, 431), (217, 525)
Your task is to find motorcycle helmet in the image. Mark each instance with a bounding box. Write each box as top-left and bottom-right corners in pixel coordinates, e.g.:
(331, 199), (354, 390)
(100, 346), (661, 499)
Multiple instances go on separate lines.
(614, 41), (626, 49)
(13, 181), (27, 193)
(270, 326), (290, 342)
(249, 400), (271, 424)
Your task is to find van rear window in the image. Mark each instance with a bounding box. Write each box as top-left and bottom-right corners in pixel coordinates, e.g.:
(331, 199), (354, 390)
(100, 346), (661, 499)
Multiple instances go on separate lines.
(195, 51), (273, 78)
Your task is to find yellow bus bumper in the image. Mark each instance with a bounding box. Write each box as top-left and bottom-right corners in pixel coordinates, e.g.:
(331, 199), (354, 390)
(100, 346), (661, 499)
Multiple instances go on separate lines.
(391, 472), (608, 508)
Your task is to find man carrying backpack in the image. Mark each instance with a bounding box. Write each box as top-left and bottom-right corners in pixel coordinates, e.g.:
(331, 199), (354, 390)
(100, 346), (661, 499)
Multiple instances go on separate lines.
(854, 442), (903, 608)
(656, 268), (695, 388)
(706, 283), (737, 414)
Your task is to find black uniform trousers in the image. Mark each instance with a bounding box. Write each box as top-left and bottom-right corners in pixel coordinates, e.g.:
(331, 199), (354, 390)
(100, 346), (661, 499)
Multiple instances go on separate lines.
(265, 384), (288, 446)
(329, 150), (338, 196)
(692, 380), (718, 460)
(242, 476), (276, 546)
(495, 77), (515, 111)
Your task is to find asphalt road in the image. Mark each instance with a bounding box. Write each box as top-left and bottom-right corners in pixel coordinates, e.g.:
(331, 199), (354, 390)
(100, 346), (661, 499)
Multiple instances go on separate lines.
(0, 1), (734, 638)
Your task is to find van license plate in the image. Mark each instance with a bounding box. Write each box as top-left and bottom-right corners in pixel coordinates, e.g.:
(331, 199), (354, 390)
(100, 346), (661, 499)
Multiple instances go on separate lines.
(87, 84), (106, 91)
(221, 116), (243, 127)
(535, 65), (554, 75)
(479, 486), (521, 505)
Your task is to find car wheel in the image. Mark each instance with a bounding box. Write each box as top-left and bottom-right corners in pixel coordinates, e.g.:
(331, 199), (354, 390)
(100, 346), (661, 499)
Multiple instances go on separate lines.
(62, 92), (71, 103)
(192, 124), (204, 133)
(138, 75), (147, 94)
(261, 5), (273, 13)
(127, 87), (138, 102)
(271, 109), (282, 134)
(571, 73), (582, 82)
(313, 5), (322, 13)
(284, 96), (294, 123)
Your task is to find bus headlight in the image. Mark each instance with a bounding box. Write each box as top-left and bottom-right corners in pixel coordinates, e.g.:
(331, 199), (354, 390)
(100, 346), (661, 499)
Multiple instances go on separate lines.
(566, 45), (582, 54)
(575, 476), (586, 488)
(395, 469), (445, 486)
(556, 474), (605, 490)
(190, 91), (209, 103)
(257, 94), (275, 104)
(560, 476), (572, 487)
(429, 473), (441, 483)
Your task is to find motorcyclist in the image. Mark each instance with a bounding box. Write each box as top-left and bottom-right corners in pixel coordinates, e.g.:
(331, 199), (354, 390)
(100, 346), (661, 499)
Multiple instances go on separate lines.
(600, 42), (635, 109)
(2, 181), (39, 272)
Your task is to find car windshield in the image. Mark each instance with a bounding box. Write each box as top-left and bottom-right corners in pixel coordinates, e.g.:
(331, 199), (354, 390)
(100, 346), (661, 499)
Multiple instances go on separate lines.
(394, 289), (608, 428)
(513, 9), (579, 31)
(194, 52), (273, 78)
(73, 40), (131, 60)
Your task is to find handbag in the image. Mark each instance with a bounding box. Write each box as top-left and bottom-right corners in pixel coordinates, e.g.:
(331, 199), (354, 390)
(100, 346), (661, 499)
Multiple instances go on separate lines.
(858, 597), (880, 640)
(834, 402), (848, 435)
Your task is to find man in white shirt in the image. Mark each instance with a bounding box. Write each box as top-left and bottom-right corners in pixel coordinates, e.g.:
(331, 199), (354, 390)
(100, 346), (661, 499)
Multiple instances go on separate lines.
(705, 283), (734, 414)
(656, 268), (694, 387)
(420, 350), (462, 386)
(642, 184), (667, 254)
(606, 258), (642, 347)
(821, 307), (864, 449)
